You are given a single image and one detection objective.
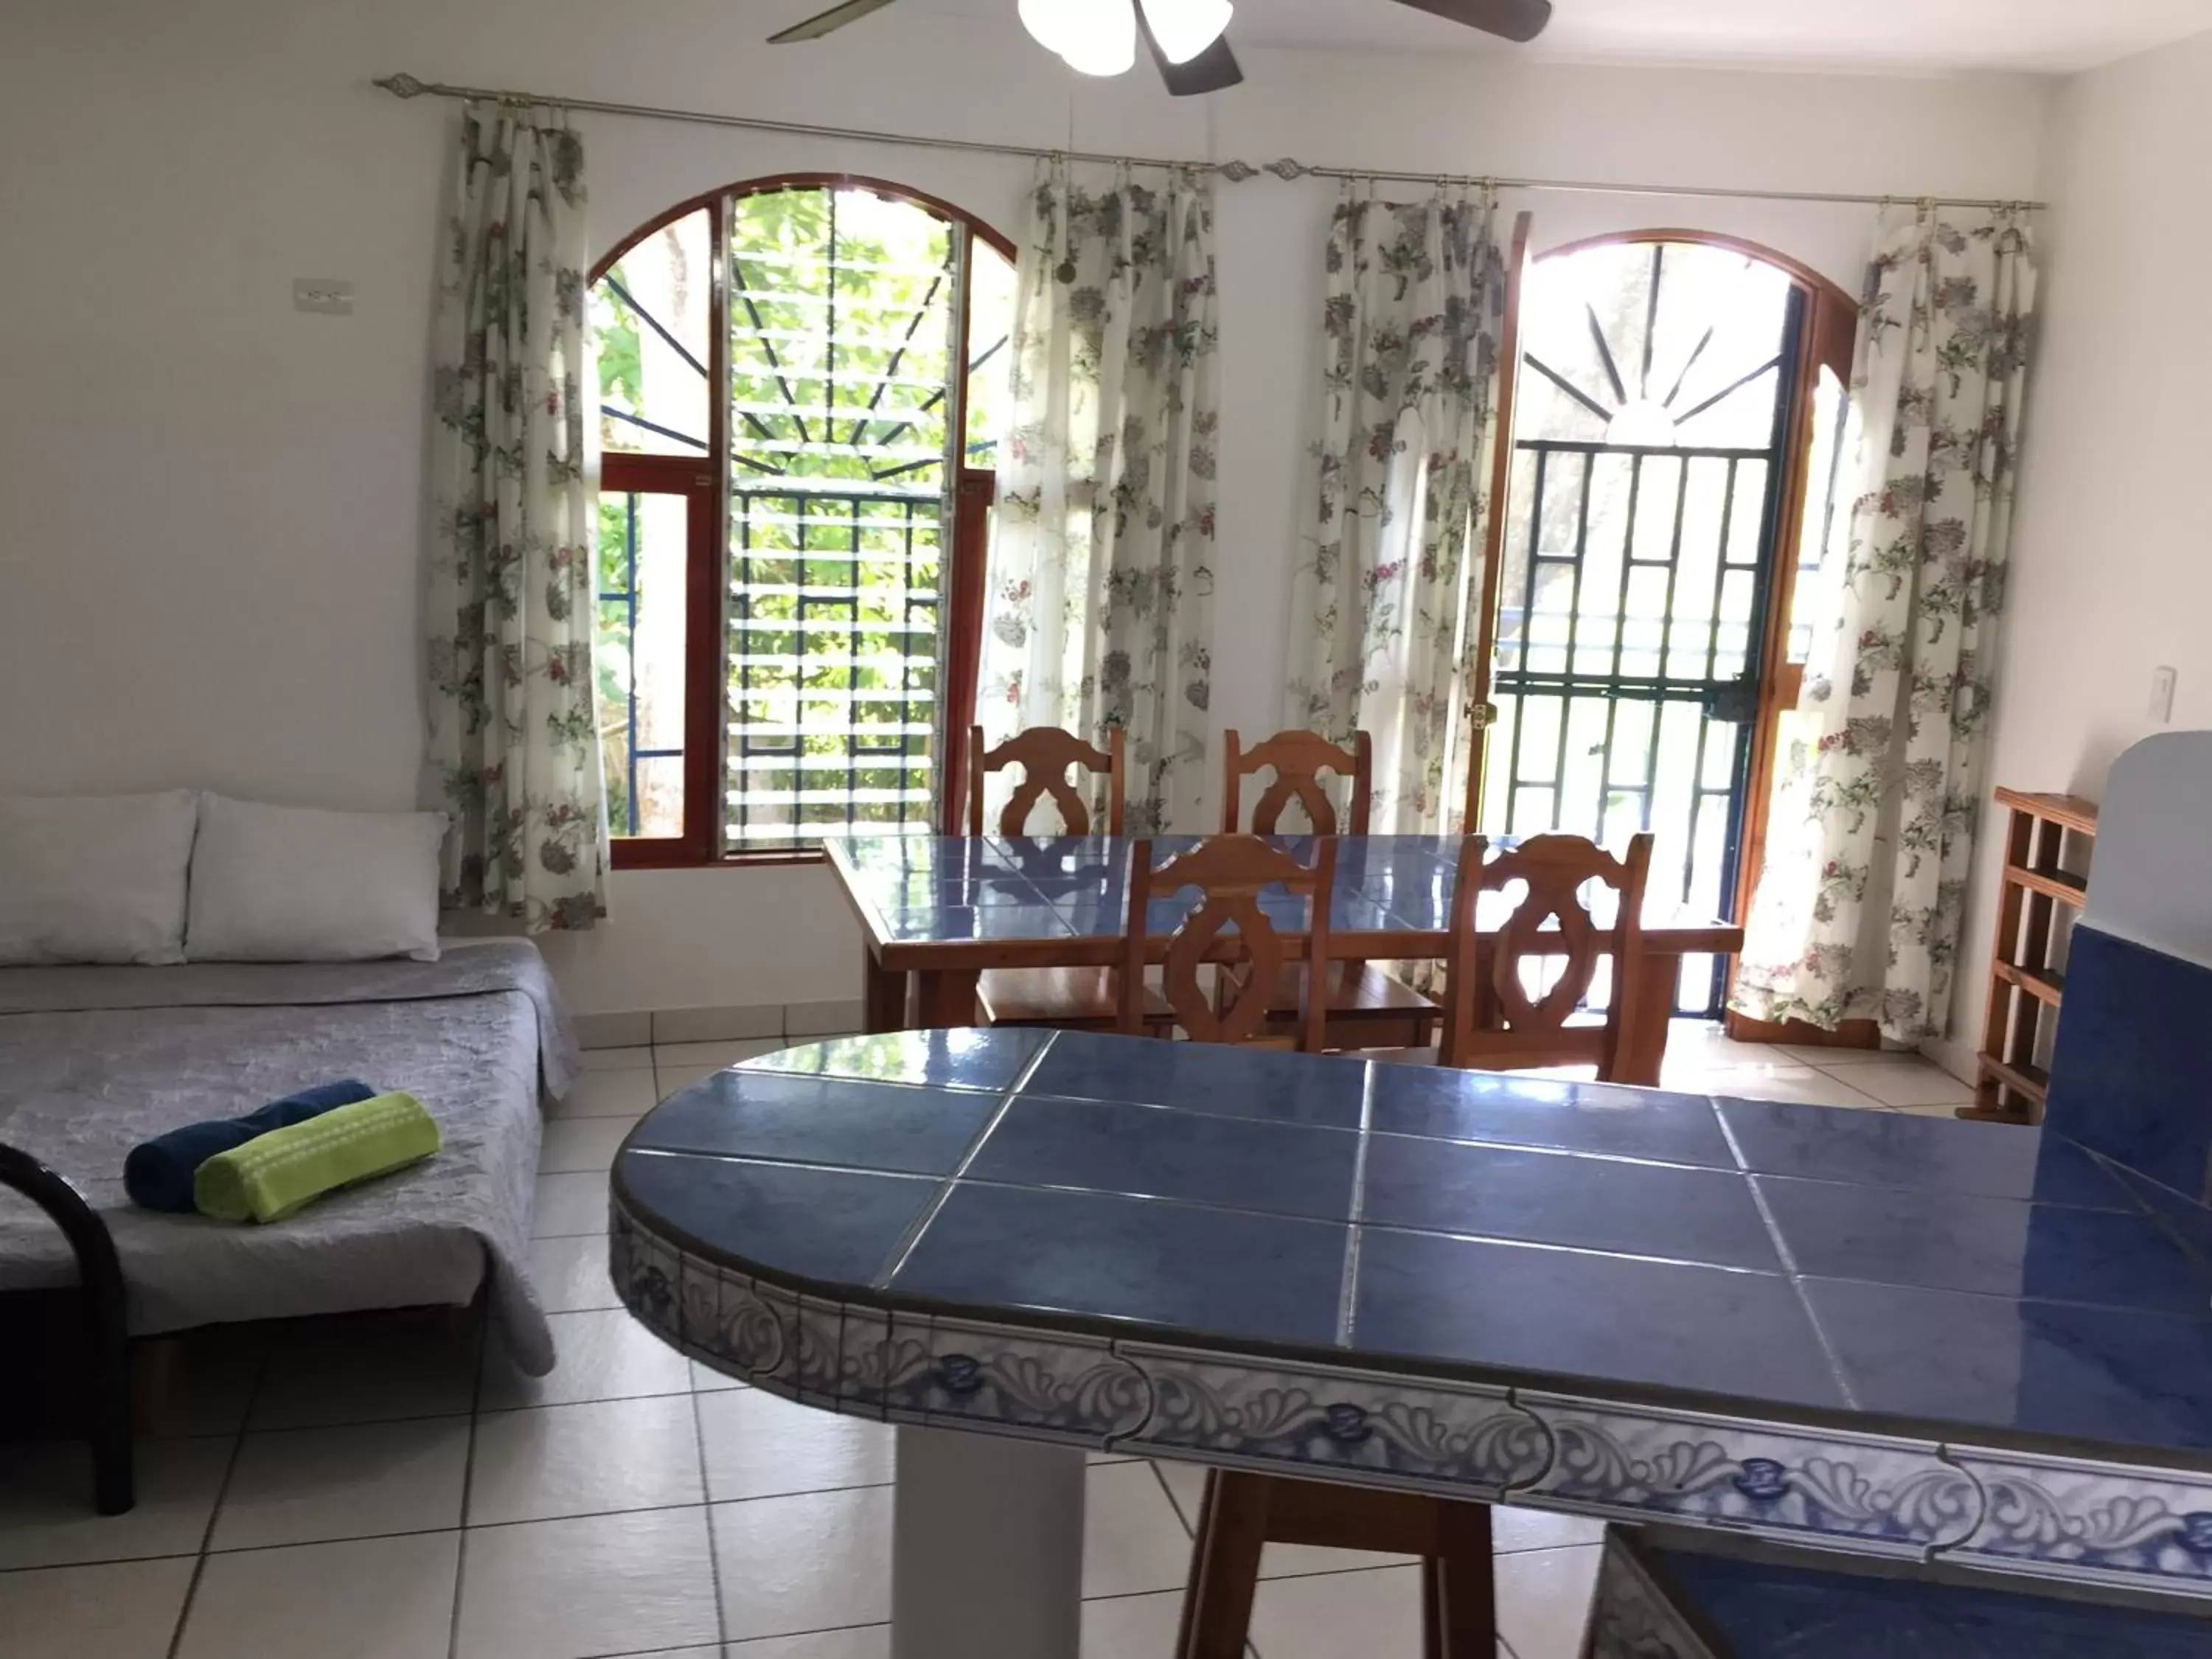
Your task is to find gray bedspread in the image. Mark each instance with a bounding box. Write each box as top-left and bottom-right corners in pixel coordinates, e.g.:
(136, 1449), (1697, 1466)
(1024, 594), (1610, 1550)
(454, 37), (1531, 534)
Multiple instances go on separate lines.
(0, 940), (580, 1374)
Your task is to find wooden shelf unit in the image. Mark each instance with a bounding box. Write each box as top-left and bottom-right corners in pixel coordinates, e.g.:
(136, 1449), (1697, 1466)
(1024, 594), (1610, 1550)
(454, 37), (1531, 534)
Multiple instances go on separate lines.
(1964, 789), (2098, 1124)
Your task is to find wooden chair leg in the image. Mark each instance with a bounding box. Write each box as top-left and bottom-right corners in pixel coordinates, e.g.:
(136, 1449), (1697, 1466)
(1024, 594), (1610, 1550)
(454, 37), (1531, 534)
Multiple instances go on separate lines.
(1175, 1470), (1271, 1659)
(1424, 1500), (1496, 1659)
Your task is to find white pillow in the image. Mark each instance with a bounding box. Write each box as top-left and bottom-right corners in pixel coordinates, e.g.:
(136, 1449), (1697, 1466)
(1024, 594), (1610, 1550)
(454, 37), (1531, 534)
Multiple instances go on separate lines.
(187, 795), (446, 963)
(0, 790), (200, 965)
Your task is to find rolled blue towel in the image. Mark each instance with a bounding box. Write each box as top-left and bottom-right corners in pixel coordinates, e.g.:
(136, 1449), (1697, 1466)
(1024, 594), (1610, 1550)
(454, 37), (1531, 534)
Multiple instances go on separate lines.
(125, 1080), (378, 1213)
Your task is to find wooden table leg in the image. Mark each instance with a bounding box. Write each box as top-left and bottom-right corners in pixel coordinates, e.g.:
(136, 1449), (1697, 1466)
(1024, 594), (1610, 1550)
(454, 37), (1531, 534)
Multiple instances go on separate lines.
(863, 950), (908, 1034)
(914, 967), (981, 1030)
(1177, 1470), (1270, 1659)
(1614, 952), (1681, 1087)
(1427, 1499), (1495, 1658)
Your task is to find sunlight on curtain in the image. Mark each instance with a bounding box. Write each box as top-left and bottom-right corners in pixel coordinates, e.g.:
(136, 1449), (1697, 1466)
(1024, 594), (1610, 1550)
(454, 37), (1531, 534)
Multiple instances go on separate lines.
(1733, 205), (2037, 1040)
(978, 160), (1221, 834)
(1283, 181), (1507, 835)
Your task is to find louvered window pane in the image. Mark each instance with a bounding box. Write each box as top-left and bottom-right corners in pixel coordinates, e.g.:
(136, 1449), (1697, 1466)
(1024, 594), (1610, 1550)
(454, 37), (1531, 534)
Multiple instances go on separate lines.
(724, 187), (958, 851)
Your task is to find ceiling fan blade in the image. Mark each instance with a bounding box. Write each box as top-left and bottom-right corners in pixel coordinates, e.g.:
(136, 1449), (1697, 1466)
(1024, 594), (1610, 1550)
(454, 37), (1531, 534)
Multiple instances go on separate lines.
(1390, 0), (1551, 44)
(1136, 7), (1244, 96)
(768, 0), (897, 44)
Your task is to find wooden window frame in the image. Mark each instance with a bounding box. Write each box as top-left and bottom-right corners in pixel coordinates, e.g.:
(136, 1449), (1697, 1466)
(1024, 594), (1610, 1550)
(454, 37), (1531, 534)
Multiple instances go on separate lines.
(589, 176), (1013, 870)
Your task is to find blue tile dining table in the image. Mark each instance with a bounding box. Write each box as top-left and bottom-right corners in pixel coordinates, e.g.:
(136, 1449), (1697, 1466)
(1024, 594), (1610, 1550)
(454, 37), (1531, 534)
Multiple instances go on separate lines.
(610, 1026), (2212, 1658)
(824, 833), (1746, 1083)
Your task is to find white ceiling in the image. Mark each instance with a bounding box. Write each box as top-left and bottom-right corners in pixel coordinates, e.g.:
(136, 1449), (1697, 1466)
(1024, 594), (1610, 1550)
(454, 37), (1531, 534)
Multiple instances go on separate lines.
(894, 0), (2212, 73)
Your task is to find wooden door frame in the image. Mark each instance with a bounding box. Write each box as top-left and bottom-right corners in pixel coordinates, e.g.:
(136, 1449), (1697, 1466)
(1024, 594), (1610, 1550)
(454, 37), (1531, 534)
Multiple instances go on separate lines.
(1469, 227), (1864, 1042)
(1725, 254), (1860, 1046)
(1464, 211), (1534, 832)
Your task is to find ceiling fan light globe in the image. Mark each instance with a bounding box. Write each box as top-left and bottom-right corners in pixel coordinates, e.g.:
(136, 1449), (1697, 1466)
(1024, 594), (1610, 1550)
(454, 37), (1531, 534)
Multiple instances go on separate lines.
(1018, 0), (1079, 55)
(1054, 0), (1138, 74)
(1138, 0), (1233, 63)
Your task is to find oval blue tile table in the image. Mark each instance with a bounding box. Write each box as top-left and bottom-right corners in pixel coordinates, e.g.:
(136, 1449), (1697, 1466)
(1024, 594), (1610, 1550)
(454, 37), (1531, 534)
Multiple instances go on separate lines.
(610, 1028), (2212, 1658)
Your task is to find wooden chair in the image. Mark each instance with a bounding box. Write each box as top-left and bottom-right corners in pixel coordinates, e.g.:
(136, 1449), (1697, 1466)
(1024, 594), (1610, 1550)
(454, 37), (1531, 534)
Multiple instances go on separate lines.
(1119, 835), (1336, 1052)
(1220, 728), (1438, 1050)
(1175, 832), (1655, 1659)
(1221, 728), (1372, 837)
(1436, 832), (1655, 1077)
(967, 723), (1124, 839)
(968, 725), (1169, 1032)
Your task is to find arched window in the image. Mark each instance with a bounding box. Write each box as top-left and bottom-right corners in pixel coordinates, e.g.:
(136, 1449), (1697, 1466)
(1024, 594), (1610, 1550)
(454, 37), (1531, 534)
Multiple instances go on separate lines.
(590, 176), (1015, 863)
(1478, 233), (1854, 1017)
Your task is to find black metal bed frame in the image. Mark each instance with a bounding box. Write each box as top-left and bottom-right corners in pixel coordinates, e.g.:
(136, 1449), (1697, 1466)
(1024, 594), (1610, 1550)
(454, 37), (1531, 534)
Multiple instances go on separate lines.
(0, 1142), (133, 1514)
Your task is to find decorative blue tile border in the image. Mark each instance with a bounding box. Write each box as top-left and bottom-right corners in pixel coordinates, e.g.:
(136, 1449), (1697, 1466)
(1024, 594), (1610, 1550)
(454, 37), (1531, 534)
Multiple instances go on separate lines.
(613, 1193), (787, 1383)
(1116, 1343), (1548, 1497)
(1585, 1529), (1719, 1659)
(1517, 1391), (1980, 1559)
(880, 1315), (1152, 1445)
(611, 1195), (2212, 1601)
(835, 1302), (897, 1416)
(791, 1293), (847, 1403)
(608, 1199), (680, 1337)
(1944, 1446), (2212, 1592)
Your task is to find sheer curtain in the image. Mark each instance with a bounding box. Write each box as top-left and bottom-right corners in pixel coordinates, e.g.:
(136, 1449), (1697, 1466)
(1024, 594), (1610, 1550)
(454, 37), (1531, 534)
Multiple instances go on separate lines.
(1282, 181), (1508, 834)
(977, 159), (1221, 833)
(422, 108), (610, 931)
(1733, 205), (2037, 1041)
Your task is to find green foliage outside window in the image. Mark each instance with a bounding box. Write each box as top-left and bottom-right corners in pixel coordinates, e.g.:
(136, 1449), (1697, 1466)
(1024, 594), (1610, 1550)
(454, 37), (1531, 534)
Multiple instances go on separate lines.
(588, 185), (1013, 849)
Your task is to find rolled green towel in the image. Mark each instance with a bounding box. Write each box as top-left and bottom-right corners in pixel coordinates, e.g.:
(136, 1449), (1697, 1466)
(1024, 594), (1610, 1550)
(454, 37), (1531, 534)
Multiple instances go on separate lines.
(193, 1091), (442, 1223)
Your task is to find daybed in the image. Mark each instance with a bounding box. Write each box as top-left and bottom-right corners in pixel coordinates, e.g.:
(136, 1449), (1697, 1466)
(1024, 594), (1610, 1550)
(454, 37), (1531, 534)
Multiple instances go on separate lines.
(0, 940), (575, 1382)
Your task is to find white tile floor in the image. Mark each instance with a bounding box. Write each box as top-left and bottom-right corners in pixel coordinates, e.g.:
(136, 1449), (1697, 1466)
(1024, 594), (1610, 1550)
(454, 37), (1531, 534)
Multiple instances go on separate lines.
(0, 1023), (1976, 1658)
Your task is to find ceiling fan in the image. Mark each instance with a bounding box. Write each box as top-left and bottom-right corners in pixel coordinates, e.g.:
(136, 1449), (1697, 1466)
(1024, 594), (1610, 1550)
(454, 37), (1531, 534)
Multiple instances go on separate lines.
(768, 0), (1553, 97)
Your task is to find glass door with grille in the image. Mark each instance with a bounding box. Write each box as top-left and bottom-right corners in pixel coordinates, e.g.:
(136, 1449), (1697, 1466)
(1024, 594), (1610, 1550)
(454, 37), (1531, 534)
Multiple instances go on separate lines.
(1480, 238), (1812, 1016)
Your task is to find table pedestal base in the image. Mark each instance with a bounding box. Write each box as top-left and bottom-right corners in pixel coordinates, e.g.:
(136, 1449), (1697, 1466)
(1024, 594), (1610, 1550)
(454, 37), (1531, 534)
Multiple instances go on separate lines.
(891, 1426), (1085, 1659)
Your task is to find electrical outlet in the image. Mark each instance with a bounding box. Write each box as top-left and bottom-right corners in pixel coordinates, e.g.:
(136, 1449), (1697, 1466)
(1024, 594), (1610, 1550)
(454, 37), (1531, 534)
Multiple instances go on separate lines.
(2151, 665), (2177, 724)
(292, 278), (354, 316)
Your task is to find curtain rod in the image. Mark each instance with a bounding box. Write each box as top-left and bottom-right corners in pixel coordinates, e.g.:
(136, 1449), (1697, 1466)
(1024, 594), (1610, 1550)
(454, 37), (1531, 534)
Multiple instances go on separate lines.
(372, 74), (2045, 212)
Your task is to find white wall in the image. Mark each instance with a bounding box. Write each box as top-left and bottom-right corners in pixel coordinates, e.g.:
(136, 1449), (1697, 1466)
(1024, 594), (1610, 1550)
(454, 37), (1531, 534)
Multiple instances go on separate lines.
(0, 0), (2048, 1014)
(2079, 733), (2212, 972)
(1933, 30), (2212, 1075)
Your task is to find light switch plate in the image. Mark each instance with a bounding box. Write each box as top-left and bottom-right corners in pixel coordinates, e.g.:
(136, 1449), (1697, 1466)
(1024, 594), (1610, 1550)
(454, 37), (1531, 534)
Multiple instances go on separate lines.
(292, 278), (354, 316)
(2151, 665), (2177, 724)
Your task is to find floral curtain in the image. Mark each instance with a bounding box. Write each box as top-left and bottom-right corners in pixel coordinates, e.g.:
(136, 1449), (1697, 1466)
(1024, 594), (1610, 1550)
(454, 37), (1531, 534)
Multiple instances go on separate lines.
(978, 160), (1220, 834)
(1282, 181), (1507, 834)
(422, 108), (609, 931)
(1732, 205), (2036, 1041)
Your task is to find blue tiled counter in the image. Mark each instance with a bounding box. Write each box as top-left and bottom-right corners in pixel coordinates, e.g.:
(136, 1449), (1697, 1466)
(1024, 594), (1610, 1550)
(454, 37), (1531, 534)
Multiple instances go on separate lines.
(1585, 1524), (2212, 1658)
(611, 1026), (2212, 1607)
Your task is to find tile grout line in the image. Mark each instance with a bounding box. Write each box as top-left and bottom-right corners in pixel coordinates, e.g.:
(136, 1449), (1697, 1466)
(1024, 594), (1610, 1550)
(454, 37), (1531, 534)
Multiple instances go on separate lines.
(0, 1481), (1598, 1582)
(448, 1312), (491, 1659)
(1147, 1458), (1197, 1541)
(2076, 1142), (2212, 1277)
(1134, 1464), (1267, 1659)
(1713, 1110), (1863, 1413)
(872, 1030), (1062, 1290)
(719, 1617), (891, 1650)
(688, 1386), (731, 1650)
(161, 1340), (272, 1659)
(1335, 1061), (1379, 1347)
(622, 1114), (1763, 1181)
(624, 1144), (1828, 1276)
(1804, 1056), (1972, 1109)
